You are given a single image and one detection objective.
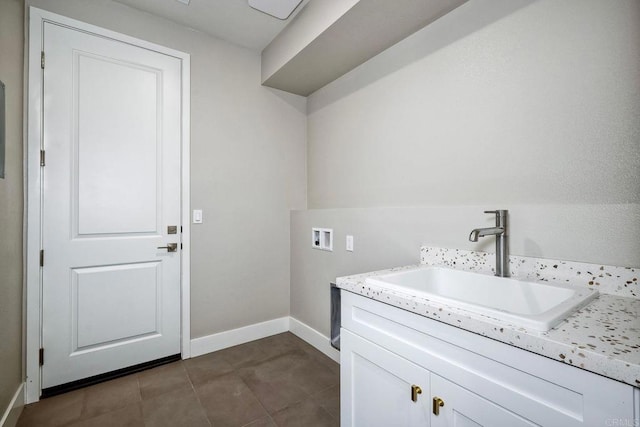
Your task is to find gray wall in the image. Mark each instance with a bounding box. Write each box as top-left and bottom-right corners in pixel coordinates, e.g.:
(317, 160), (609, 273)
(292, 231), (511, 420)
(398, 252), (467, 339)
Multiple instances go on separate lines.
(307, 0), (639, 208)
(291, 204), (640, 337)
(292, 0), (640, 337)
(0, 0), (25, 412)
(24, 0), (307, 338)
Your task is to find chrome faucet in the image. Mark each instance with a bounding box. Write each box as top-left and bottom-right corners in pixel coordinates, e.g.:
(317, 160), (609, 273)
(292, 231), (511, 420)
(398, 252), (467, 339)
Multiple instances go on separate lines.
(469, 210), (509, 277)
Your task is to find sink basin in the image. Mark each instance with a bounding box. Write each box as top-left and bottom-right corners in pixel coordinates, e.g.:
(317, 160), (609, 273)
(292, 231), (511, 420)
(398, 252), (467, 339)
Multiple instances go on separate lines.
(365, 267), (598, 331)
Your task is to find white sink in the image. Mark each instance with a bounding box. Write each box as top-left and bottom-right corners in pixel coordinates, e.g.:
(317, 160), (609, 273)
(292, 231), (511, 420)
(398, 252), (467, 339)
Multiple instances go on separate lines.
(365, 267), (598, 331)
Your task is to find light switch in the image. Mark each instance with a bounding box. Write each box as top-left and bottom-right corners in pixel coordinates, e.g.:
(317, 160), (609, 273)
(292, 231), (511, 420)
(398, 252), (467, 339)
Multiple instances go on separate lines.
(346, 235), (354, 252)
(193, 209), (203, 224)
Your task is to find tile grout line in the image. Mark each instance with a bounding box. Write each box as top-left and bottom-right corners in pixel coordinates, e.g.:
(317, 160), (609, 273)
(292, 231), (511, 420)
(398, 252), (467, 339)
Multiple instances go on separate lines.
(235, 359), (335, 426)
(135, 373), (148, 427)
(232, 338), (315, 426)
(236, 370), (283, 426)
(184, 361), (213, 427)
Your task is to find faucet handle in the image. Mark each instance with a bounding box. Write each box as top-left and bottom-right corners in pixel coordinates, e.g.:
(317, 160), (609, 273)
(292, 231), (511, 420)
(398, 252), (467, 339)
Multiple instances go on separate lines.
(484, 210), (508, 229)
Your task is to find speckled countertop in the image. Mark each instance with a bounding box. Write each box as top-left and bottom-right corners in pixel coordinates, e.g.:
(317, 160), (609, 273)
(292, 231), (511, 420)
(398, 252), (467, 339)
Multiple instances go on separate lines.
(335, 247), (640, 388)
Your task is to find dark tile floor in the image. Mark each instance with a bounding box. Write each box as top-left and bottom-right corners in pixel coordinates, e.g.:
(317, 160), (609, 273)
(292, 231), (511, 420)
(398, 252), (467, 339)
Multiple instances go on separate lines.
(17, 333), (340, 427)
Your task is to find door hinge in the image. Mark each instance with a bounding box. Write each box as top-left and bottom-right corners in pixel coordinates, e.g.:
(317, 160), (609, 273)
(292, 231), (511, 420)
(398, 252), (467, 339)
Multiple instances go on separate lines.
(39, 249), (44, 267)
(39, 348), (44, 366)
(40, 150), (45, 167)
(180, 243), (183, 250)
(41, 51), (45, 69)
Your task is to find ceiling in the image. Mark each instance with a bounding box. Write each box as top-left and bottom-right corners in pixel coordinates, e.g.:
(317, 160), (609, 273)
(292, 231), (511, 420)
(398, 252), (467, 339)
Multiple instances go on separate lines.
(113, 0), (310, 51)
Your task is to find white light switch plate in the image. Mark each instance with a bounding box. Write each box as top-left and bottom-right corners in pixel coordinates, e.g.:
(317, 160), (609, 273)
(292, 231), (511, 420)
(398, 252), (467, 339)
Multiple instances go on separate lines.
(346, 235), (354, 252)
(193, 209), (203, 224)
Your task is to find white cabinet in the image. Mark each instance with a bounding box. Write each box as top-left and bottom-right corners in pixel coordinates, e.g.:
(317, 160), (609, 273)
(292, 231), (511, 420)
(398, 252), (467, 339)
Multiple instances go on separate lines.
(342, 329), (535, 427)
(340, 291), (638, 427)
(341, 329), (430, 427)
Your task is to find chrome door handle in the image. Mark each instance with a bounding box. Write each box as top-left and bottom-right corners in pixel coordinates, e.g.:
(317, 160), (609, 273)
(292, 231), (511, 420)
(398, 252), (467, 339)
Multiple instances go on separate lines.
(157, 243), (177, 252)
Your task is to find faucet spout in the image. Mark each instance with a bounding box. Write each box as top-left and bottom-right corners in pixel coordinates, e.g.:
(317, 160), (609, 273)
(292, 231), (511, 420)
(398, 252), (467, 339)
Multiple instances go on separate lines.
(469, 227), (504, 242)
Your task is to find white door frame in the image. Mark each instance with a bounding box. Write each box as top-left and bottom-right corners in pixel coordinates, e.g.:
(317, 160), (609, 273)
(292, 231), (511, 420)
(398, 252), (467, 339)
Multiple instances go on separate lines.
(25, 7), (191, 404)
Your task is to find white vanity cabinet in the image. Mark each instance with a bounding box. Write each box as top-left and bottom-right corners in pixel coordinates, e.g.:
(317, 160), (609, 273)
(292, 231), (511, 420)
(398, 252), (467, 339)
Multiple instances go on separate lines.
(341, 329), (430, 426)
(340, 291), (638, 427)
(342, 329), (534, 427)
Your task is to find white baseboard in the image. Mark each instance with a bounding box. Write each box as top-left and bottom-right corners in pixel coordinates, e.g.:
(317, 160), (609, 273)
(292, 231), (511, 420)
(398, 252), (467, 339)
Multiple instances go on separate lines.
(289, 317), (340, 363)
(190, 317), (290, 357)
(188, 316), (340, 365)
(0, 383), (24, 427)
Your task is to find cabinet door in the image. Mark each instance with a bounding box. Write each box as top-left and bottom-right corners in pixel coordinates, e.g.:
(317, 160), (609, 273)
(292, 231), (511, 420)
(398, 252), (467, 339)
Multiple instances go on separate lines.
(431, 374), (537, 427)
(341, 329), (430, 427)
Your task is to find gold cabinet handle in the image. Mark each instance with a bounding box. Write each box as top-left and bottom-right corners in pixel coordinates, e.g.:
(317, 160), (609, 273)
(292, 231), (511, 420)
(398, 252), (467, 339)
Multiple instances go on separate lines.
(411, 385), (422, 402)
(432, 396), (445, 415)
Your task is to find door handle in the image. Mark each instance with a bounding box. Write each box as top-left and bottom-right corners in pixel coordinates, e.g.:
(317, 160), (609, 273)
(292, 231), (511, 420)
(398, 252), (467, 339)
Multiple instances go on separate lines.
(432, 396), (445, 415)
(411, 385), (422, 402)
(157, 243), (178, 252)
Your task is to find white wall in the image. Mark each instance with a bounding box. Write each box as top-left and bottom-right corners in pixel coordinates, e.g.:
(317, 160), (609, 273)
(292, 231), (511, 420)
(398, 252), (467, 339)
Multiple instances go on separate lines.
(25, 0), (308, 338)
(0, 0), (25, 415)
(292, 0), (640, 337)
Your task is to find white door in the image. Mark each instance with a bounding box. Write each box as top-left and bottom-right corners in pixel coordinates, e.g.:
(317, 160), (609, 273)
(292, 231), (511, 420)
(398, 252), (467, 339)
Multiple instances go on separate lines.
(41, 22), (182, 389)
(341, 329), (430, 427)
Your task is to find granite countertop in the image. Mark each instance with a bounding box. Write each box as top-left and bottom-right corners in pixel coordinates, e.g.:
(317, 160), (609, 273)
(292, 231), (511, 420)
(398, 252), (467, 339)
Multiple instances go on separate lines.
(335, 248), (640, 388)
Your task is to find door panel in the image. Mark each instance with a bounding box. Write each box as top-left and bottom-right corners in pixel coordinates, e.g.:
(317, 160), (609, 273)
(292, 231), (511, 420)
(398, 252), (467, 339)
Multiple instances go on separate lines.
(75, 52), (161, 236)
(42, 22), (182, 389)
(72, 262), (161, 350)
